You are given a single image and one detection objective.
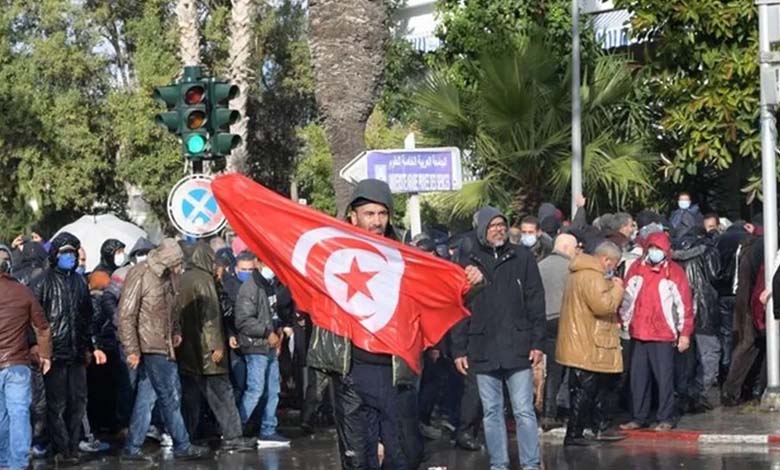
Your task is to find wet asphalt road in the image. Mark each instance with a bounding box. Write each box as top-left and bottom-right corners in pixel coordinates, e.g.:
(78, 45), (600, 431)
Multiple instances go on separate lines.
(28, 431), (780, 470)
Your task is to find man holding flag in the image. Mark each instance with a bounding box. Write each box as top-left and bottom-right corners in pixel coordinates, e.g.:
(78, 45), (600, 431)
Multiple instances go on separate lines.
(213, 176), (483, 470)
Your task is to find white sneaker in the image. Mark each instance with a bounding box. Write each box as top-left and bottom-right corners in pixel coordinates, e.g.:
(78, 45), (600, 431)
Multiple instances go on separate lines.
(146, 425), (162, 442)
(79, 439), (110, 453)
(160, 433), (173, 448)
(256, 434), (290, 448)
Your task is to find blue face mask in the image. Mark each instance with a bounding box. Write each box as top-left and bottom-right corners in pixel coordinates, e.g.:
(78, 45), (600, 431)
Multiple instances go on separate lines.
(678, 200), (691, 210)
(647, 248), (666, 265)
(237, 271), (253, 283)
(75, 266), (86, 275)
(605, 268), (615, 279)
(521, 234), (538, 248)
(57, 253), (77, 271)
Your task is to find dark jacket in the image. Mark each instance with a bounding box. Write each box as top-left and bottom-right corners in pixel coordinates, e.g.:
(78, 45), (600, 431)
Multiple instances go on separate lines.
(452, 207), (546, 374)
(91, 288), (118, 352)
(176, 243), (226, 376)
(95, 239), (125, 274)
(714, 226), (751, 297)
(31, 232), (93, 364)
(671, 235), (721, 335)
(670, 204), (703, 230)
(219, 271), (242, 338)
(0, 273), (51, 368)
(234, 270), (274, 355)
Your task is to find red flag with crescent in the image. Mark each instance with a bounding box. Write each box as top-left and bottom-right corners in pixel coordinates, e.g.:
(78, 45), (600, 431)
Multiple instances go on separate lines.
(212, 173), (470, 373)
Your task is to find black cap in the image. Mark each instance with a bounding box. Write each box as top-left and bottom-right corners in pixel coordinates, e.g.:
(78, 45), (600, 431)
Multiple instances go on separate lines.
(349, 179), (394, 214)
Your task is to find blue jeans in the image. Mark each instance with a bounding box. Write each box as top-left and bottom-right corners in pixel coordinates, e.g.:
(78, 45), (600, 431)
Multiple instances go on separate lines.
(239, 352), (280, 436)
(125, 355), (190, 454)
(477, 369), (540, 470)
(0, 366), (32, 469)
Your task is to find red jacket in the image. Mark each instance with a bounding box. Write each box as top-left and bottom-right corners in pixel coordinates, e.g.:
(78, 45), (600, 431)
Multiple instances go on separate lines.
(620, 232), (694, 342)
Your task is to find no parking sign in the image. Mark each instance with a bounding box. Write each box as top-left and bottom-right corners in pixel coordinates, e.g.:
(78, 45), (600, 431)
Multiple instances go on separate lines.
(167, 174), (227, 238)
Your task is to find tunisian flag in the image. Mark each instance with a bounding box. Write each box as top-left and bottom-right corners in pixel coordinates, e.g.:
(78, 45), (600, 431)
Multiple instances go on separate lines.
(212, 174), (470, 373)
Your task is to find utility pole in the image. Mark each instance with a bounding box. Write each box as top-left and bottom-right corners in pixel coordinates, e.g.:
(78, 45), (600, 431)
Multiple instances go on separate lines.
(571, 0), (583, 218)
(758, 0), (780, 410)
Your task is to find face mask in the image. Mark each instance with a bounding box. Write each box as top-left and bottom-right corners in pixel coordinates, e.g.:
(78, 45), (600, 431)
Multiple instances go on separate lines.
(135, 255), (147, 264)
(75, 266), (86, 275)
(520, 234), (537, 248)
(261, 266), (275, 281)
(630, 230), (638, 241)
(0, 259), (10, 274)
(57, 253), (77, 271)
(647, 248), (666, 265)
(605, 268), (615, 279)
(237, 271), (252, 283)
(678, 200), (691, 210)
(114, 253), (126, 267)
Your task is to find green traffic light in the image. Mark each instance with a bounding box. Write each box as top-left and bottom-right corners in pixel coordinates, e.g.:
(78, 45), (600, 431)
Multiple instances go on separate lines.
(186, 134), (207, 153)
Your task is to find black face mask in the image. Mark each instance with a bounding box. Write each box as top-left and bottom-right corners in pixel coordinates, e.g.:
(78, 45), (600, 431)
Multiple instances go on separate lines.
(0, 257), (10, 274)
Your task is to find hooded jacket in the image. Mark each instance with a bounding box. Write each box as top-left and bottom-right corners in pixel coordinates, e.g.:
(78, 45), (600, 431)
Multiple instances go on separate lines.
(620, 232), (694, 342)
(671, 233), (721, 335)
(12, 241), (48, 286)
(30, 232), (93, 363)
(95, 239), (125, 274)
(306, 178), (417, 386)
(451, 206), (546, 373)
(117, 239), (184, 359)
(129, 237), (155, 260)
(556, 254), (625, 373)
(176, 243), (227, 376)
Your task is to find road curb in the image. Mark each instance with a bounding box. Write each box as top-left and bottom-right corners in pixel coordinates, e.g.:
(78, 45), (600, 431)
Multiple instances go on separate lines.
(543, 427), (780, 446)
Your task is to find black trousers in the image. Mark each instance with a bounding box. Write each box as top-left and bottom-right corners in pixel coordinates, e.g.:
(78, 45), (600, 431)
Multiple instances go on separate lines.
(180, 373), (243, 440)
(542, 319), (565, 419)
(333, 364), (422, 470)
(456, 366), (482, 438)
(630, 341), (675, 424)
(302, 367), (333, 426)
(566, 367), (611, 439)
(44, 362), (87, 457)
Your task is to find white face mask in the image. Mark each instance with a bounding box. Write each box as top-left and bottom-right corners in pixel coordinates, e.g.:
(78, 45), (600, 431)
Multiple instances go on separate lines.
(135, 255), (147, 264)
(521, 234), (538, 248)
(114, 253), (126, 267)
(261, 266), (275, 280)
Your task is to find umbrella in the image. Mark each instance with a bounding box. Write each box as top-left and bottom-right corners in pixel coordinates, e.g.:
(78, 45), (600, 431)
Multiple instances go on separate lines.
(54, 214), (148, 273)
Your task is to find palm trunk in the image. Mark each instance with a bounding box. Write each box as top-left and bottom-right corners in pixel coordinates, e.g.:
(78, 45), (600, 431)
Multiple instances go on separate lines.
(227, 0), (256, 173)
(308, 0), (388, 216)
(176, 0), (200, 66)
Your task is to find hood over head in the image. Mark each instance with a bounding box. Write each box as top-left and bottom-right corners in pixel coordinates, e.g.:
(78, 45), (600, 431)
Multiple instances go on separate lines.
(129, 237), (155, 258)
(348, 178), (394, 214)
(100, 238), (126, 271)
(48, 232), (81, 266)
(190, 242), (216, 273)
(645, 231), (672, 257)
(147, 238), (184, 277)
(475, 206), (507, 247)
(19, 241), (48, 269)
(538, 202), (558, 222)
(215, 247), (235, 268)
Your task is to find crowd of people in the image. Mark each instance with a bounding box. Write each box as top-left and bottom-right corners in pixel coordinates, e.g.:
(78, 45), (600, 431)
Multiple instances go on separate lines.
(0, 183), (775, 470)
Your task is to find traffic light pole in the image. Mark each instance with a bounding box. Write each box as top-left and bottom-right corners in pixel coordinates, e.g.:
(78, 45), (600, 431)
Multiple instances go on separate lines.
(758, 0), (780, 410)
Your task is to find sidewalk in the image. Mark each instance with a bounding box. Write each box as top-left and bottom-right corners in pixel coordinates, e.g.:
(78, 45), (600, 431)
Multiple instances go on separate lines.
(544, 404), (780, 446)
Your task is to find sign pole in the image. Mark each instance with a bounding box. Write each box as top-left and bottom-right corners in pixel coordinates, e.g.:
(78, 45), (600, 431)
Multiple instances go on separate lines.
(759, 0), (780, 410)
(405, 133), (422, 237)
(571, 0), (583, 218)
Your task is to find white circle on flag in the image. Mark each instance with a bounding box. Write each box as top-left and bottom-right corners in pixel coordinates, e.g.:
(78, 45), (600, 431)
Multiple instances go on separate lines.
(167, 174), (226, 238)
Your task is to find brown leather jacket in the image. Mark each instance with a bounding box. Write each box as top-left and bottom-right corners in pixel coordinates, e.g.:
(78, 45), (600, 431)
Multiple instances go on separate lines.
(0, 274), (51, 368)
(555, 254), (625, 374)
(118, 239), (183, 359)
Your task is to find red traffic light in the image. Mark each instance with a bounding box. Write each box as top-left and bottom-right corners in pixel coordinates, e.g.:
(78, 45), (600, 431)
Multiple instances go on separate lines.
(184, 85), (205, 105)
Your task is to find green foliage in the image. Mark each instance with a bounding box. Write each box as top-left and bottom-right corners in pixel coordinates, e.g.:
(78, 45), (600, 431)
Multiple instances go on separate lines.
(295, 124), (336, 215)
(432, 0), (600, 90)
(415, 33), (654, 221)
(614, 0), (761, 211)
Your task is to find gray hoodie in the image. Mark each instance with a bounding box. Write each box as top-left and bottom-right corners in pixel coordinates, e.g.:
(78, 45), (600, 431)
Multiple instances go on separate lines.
(475, 206), (507, 248)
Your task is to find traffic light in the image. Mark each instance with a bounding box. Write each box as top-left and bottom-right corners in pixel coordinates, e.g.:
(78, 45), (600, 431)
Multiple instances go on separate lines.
(180, 82), (208, 159)
(153, 66), (242, 162)
(207, 80), (241, 157)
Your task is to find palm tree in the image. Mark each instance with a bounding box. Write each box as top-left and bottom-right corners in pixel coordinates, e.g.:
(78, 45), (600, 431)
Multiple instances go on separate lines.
(227, 0), (256, 173)
(416, 34), (654, 220)
(308, 0), (388, 216)
(176, 0), (200, 66)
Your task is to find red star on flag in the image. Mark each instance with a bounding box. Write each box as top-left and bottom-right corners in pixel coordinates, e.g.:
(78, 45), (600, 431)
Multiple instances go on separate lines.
(336, 257), (379, 301)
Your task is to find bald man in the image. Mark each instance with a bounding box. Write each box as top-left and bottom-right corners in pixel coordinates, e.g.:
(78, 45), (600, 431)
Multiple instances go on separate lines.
(537, 234), (578, 428)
